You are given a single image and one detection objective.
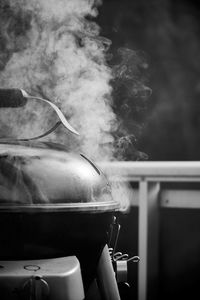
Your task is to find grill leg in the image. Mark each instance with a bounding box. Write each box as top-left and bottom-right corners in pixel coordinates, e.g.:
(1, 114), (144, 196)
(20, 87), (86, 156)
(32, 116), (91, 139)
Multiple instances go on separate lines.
(96, 245), (121, 300)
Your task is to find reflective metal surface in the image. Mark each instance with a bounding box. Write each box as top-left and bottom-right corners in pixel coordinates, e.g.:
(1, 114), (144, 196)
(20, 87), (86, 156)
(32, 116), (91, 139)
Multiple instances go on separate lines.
(0, 141), (119, 212)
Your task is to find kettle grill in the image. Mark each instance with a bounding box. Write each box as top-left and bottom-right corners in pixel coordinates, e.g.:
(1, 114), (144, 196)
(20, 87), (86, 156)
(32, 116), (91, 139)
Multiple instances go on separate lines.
(0, 89), (138, 300)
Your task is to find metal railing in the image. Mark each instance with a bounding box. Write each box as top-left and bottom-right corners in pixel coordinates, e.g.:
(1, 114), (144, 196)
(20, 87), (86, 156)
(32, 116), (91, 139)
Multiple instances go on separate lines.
(99, 161), (200, 300)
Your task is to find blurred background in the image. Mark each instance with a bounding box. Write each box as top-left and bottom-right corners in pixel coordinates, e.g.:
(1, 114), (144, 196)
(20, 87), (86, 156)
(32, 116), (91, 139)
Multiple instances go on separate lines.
(97, 1), (200, 300)
(98, 0), (200, 161)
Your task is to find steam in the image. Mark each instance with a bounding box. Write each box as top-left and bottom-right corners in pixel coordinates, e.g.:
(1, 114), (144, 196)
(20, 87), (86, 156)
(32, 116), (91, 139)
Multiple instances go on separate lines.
(0, 0), (116, 161)
(111, 47), (151, 160)
(0, 0), (147, 209)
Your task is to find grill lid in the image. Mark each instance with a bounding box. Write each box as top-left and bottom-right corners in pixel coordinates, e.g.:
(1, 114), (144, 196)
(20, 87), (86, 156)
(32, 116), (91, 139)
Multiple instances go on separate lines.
(0, 141), (119, 212)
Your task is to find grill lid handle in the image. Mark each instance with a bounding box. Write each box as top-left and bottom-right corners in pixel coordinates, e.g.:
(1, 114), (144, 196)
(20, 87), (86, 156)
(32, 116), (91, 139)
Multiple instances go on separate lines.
(0, 88), (79, 139)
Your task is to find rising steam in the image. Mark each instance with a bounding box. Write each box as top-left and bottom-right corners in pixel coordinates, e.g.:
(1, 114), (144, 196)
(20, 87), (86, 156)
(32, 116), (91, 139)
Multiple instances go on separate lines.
(0, 0), (147, 209)
(0, 0), (117, 161)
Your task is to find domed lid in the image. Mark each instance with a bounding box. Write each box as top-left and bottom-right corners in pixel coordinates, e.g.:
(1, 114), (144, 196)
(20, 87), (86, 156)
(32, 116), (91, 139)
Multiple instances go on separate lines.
(0, 141), (119, 212)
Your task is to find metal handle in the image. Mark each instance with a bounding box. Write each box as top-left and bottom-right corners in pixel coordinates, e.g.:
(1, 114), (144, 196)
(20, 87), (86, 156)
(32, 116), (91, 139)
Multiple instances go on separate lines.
(0, 88), (79, 140)
(25, 94), (79, 135)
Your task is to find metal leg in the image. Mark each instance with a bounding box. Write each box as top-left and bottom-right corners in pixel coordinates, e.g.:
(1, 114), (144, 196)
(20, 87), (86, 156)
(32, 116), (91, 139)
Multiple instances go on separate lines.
(96, 245), (121, 300)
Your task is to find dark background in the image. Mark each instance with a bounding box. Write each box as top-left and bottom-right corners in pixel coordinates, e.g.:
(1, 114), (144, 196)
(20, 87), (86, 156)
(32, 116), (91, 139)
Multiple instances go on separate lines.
(97, 0), (200, 161)
(97, 2), (200, 300)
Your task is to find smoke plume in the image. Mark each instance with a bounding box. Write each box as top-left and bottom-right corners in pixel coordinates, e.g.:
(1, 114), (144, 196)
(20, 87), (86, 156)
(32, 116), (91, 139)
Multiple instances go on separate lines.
(0, 0), (149, 209)
(0, 0), (118, 161)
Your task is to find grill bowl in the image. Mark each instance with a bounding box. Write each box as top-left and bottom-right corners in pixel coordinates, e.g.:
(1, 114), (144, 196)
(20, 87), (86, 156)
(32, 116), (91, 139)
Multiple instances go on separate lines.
(0, 141), (120, 288)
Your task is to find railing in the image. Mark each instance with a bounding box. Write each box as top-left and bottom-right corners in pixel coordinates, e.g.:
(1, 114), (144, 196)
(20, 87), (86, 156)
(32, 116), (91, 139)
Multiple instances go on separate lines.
(99, 161), (200, 300)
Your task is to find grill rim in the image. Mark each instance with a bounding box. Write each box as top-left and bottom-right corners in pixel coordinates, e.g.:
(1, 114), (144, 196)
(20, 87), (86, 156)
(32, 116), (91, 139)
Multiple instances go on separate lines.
(0, 200), (120, 213)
